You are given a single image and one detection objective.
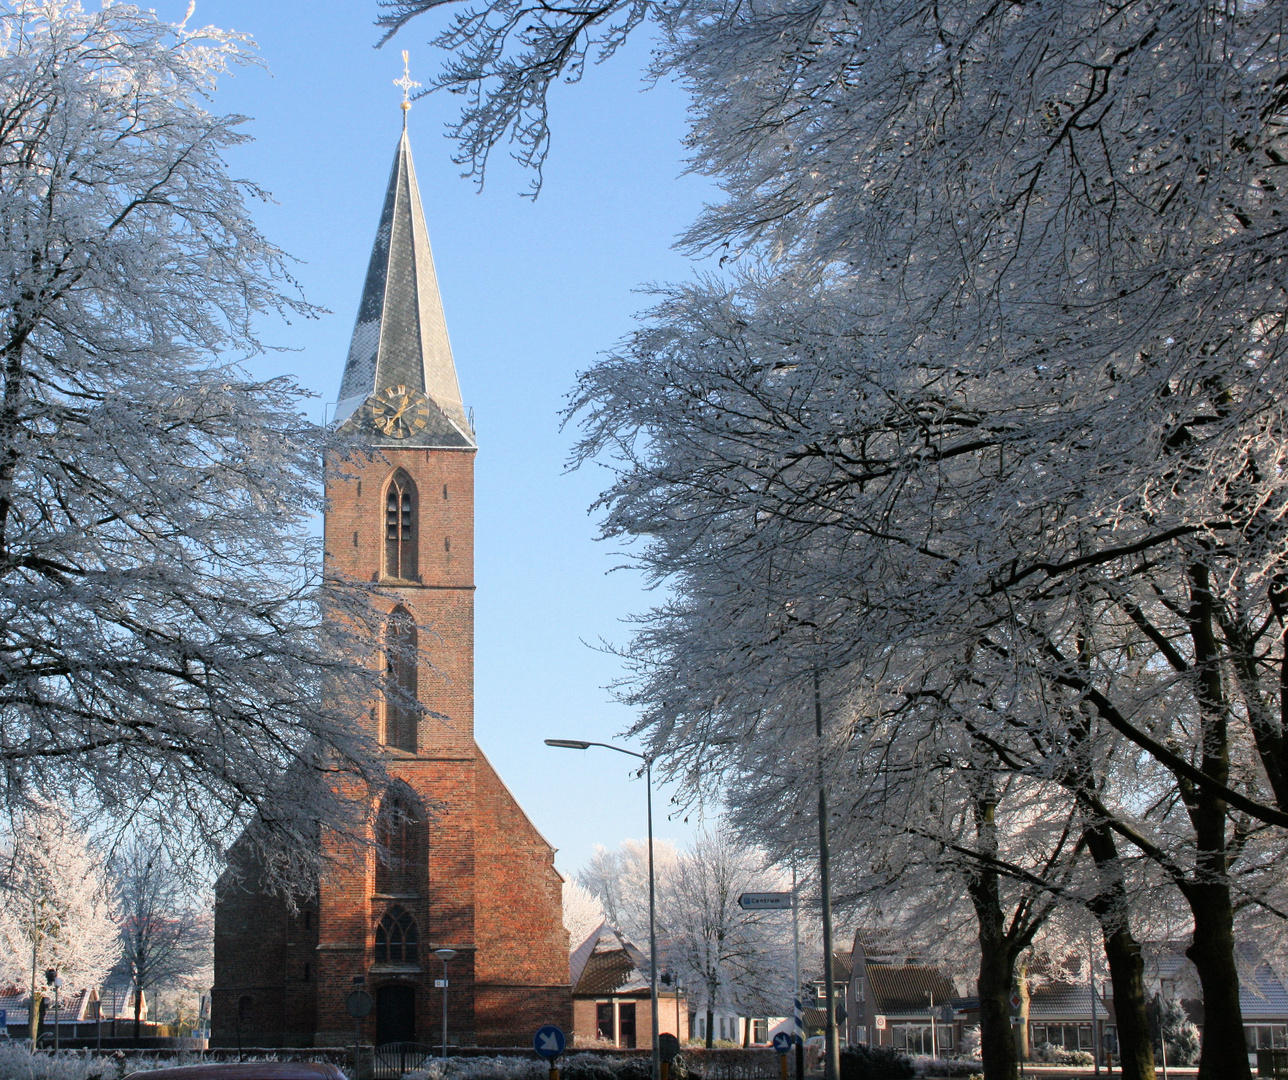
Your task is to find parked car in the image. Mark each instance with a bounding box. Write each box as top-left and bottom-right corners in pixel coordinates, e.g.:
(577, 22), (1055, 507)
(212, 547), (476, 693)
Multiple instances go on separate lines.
(126, 1065), (345, 1080)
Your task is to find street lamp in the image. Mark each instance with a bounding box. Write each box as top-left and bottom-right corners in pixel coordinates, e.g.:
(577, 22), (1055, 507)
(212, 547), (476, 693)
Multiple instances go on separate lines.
(45, 969), (62, 1052)
(435, 948), (456, 1060)
(546, 738), (660, 1080)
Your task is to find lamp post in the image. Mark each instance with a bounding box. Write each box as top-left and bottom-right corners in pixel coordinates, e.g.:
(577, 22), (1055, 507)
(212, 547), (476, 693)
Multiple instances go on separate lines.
(435, 948), (456, 1059)
(45, 970), (62, 1052)
(546, 738), (660, 1080)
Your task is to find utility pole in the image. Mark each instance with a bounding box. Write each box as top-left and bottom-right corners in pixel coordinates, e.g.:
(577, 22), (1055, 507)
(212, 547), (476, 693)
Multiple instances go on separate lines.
(792, 864), (804, 1080)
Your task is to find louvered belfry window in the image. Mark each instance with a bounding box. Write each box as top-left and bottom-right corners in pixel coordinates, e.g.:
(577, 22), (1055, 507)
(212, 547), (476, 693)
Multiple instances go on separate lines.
(383, 608), (418, 753)
(385, 470), (417, 579)
(374, 905), (419, 964)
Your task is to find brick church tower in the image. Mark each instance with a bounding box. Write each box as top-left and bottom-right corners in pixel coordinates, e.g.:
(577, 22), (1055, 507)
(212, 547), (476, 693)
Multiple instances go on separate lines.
(211, 123), (572, 1049)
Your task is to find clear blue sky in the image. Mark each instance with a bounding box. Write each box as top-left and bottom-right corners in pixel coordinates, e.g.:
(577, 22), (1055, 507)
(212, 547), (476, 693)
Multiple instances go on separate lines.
(155, 0), (715, 876)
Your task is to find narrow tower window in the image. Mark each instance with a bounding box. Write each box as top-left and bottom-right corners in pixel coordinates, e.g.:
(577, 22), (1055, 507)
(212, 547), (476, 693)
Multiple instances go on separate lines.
(374, 905), (419, 964)
(384, 470), (418, 579)
(376, 787), (427, 895)
(383, 607), (418, 753)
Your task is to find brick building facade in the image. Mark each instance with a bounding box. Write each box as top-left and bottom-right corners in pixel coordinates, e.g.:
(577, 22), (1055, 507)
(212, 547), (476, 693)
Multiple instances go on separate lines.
(211, 120), (572, 1049)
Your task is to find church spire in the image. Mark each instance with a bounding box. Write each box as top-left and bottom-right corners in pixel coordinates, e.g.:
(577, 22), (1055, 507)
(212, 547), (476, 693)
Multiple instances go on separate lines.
(335, 125), (474, 449)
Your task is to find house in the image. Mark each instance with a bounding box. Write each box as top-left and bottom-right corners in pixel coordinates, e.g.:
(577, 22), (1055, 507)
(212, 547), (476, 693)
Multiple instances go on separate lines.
(570, 922), (688, 1048)
(1025, 980), (1115, 1060)
(802, 951), (853, 1043)
(846, 934), (959, 1055)
(1146, 941), (1288, 1063)
(0, 985), (148, 1041)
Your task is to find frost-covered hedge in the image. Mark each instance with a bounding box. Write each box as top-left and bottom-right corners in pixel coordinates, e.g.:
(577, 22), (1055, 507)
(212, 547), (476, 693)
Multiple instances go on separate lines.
(0, 1046), (119, 1080)
(1030, 1043), (1093, 1066)
(404, 1054), (659, 1080)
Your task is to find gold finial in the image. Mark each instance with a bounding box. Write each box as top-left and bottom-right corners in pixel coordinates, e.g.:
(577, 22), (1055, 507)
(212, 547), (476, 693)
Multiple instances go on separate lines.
(394, 50), (421, 116)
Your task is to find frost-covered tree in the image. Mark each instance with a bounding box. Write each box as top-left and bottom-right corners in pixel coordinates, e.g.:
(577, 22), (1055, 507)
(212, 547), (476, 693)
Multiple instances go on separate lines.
(563, 879), (606, 951)
(0, 800), (119, 1043)
(663, 828), (789, 1046)
(110, 838), (210, 1043)
(388, 0), (1288, 1077)
(579, 838), (679, 948)
(0, 1), (388, 884)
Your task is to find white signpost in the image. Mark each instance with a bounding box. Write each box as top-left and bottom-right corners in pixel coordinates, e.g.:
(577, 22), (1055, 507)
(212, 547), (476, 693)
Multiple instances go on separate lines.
(738, 892), (793, 910)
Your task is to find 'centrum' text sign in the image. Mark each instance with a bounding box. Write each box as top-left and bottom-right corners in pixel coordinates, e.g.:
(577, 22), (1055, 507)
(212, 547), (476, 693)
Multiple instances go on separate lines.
(738, 892), (792, 910)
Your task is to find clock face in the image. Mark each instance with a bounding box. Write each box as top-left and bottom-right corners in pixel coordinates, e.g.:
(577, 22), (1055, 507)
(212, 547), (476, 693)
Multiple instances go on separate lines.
(368, 385), (431, 440)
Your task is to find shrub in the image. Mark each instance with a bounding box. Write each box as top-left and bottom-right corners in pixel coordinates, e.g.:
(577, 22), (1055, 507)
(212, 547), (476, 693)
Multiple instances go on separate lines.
(1030, 1043), (1093, 1066)
(0, 1046), (118, 1080)
(838, 1044), (915, 1080)
(909, 1060), (982, 1078)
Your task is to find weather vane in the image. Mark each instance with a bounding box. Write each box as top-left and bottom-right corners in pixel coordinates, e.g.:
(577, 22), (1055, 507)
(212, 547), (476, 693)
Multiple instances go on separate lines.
(394, 51), (421, 119)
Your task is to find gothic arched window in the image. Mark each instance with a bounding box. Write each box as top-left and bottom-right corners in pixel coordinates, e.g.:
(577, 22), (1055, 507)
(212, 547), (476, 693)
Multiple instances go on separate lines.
(383, 607), (418, 753)
(375, 786), (426, 895)
(374, 905), (419, 964)
(384, 470), (418, 580)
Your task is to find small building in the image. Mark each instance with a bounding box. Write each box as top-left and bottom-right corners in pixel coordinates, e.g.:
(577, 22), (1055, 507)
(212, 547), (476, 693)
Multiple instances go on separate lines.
(570, 922), (687, 1048)
(1026, 981), (1115, 1059)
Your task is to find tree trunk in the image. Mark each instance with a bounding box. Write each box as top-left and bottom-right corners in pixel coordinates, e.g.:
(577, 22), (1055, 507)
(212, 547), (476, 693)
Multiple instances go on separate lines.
(29, 991), (42, 1047)
(1082, 824), (1156, 1080)
(134, 987), (142, 1046)
(1186, 880), (1250, 1080)
(1182, 562), (1250, 1080)
(967, 788), (1021, 1080)
(974, 927), (1019, 1080)
(705, 998), (714, 1049)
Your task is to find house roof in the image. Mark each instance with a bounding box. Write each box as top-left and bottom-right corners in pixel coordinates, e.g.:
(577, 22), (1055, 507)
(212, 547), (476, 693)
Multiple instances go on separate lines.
(0, 987), (103, 1024)
(854, 928), (912, 965)
(1241, 963), (1288, 1020)
(866, 965), (957, 1015)
(571, 921), (651, 997)
(1028, 983), (1110, 1021)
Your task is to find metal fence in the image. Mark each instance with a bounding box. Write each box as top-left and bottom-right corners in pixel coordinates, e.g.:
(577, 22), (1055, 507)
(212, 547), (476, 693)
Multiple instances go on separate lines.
(373, 1042), (438, 1079)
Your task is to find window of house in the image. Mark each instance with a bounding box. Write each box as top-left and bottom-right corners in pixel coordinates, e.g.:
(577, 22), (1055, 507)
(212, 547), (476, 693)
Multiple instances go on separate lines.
(385, 471), (418, 579)
(383, 608), (418, 752)
(237, 996), (252, 1024)
(1031, 1023), (1093, 1051)
(374, 905), (419, 964)
(753, 1019), (768, 1044)
(1246, 1025), (1288, 1050)
(596, 1003), (614, 1041)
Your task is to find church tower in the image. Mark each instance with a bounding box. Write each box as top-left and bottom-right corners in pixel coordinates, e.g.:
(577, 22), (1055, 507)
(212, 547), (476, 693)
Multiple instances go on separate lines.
(211, 121), (572, 1049)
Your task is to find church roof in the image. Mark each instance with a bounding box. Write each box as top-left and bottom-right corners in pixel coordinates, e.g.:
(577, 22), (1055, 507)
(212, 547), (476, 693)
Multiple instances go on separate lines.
(335, 126), (475, 449)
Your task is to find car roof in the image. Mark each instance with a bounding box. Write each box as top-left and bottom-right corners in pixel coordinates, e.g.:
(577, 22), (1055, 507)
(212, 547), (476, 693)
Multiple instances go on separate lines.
(125, 1063), (347, 1080)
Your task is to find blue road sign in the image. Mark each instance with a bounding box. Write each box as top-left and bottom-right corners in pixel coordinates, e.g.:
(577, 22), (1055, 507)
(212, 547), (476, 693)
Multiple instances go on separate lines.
(534, 1024), (567, 1059)
(772, 1032), (794, 1054)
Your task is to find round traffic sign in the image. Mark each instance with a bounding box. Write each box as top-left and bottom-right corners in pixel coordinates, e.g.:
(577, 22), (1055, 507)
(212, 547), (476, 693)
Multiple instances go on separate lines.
(534, 1024), (567, 1059)
(772, 1032), (794, 1054)
(658, 1033), (681, 1062)
(345, 990), (373, 1018)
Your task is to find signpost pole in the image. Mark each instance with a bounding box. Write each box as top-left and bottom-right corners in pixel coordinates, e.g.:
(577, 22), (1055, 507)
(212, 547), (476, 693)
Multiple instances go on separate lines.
(436, 949), (457, 1060)
(791, 867), (803, 1080)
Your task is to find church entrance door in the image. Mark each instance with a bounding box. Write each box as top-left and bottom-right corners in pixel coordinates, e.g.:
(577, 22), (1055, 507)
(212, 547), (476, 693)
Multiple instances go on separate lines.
(376, 984), (416, 1045)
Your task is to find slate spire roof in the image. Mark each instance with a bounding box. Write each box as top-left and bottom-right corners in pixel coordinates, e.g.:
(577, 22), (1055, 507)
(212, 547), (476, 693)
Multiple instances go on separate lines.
(335, 127), (475, 448)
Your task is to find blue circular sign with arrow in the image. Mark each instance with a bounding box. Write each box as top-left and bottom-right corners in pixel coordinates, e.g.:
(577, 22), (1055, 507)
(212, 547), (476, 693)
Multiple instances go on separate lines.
(534, 1024), (567, 1059)
(772, 1032), (794, 1055)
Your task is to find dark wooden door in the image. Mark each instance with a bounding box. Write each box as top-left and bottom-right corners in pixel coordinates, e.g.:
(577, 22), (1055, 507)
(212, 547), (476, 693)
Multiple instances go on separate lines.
(376, 984), (416, 1045)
